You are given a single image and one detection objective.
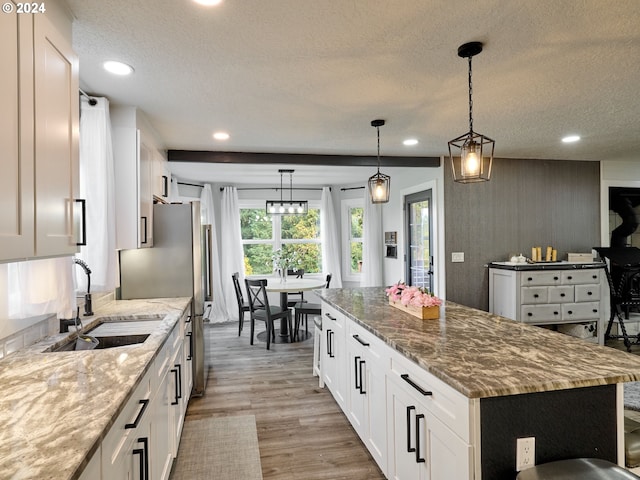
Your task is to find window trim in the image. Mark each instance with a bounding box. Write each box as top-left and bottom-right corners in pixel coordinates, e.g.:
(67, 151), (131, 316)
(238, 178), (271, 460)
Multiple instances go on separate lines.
(341, 197), (364, 282)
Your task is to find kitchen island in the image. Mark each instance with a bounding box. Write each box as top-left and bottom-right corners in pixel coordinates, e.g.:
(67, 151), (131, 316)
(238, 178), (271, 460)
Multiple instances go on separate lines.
(0, 297), (191, 480)
(316, 287), (640, 480)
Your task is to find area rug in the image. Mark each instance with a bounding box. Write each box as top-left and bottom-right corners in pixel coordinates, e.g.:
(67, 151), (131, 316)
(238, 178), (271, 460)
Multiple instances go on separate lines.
(625, 382), (640, 411)
(171, 415), (263, 480)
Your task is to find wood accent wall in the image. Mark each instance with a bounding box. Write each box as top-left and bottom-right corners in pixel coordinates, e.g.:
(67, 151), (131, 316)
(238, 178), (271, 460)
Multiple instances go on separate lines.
(444, 158), (600, 310)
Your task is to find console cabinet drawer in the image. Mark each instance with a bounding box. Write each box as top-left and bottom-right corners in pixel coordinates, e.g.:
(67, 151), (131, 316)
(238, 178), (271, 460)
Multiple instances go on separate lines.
(522, 272), (561, 286)
(562, 270), (600, 285)
(562, 302), (600, 321)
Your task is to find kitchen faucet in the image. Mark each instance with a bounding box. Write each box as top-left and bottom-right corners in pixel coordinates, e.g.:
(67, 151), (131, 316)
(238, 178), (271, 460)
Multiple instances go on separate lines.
(74, 258), (94, 317)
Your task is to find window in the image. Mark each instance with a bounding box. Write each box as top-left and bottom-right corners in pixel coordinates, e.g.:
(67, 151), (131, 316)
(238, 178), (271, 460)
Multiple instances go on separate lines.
(240, 203), (321, 276)
(342, 199), (363, 280)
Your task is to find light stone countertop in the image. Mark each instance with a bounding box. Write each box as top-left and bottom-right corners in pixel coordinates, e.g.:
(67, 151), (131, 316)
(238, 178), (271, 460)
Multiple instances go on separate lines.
(316, 287), (640, 399)
(0, 297), (191, 480)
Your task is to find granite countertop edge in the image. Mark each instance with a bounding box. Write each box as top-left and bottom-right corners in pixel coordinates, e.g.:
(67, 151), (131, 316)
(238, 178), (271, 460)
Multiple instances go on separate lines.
(317, 288), (640, 399)
(0, 297), (191, 480)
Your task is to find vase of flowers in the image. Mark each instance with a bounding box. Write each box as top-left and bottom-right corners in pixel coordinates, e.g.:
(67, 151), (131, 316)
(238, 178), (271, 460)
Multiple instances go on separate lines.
(385, 281), (442, 320)
(271, 249), (300, 283)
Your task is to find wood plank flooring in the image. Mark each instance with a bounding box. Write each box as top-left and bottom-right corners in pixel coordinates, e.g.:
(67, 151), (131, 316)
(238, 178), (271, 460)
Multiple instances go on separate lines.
(184, 321), (386, 480)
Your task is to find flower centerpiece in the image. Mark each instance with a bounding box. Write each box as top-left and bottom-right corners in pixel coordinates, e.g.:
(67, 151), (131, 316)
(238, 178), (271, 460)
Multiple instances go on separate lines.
(385, 281), (442, 320)
(271, 249), (301, 282)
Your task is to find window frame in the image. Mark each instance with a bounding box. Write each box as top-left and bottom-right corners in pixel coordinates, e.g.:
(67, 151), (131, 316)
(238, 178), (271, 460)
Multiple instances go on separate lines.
(341, 197), (364, 282)
(239, 200), (322, 277)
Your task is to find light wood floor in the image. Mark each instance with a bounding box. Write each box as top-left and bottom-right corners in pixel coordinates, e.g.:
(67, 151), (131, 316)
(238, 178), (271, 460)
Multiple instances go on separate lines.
(185, 321), (386, 480)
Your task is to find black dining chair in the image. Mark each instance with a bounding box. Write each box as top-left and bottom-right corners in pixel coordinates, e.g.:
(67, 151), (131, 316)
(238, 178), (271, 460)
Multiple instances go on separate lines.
(232, 272), (251, 336)
(293, 273), (332, 339)
(286, 268), (306, 308)
(245, 278), (293, 349)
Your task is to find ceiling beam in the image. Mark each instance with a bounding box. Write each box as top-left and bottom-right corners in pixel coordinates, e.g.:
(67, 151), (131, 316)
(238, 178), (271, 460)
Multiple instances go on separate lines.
(167, 150), (440, 168)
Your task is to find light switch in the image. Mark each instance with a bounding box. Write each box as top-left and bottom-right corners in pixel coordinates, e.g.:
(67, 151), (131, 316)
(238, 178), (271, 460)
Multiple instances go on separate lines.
(451, 252), (464, 263)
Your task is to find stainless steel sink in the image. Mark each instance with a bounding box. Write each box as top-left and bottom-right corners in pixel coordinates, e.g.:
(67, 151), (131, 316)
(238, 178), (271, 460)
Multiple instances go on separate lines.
(47, 334), (151, 352)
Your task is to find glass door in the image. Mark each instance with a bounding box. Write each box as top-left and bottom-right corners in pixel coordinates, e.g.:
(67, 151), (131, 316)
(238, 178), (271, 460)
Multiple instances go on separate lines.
(405, 190), (433, 290)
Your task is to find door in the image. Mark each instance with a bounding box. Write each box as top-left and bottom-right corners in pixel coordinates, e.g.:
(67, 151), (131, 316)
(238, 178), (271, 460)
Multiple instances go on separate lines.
(405, 190), (433, 291)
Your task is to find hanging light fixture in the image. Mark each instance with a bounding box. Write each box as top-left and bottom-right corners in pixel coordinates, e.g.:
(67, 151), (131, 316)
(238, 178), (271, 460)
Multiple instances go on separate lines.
(448, 41), (495, 183)
(265, 169), (308, 215)
(368, 119), (391, 203)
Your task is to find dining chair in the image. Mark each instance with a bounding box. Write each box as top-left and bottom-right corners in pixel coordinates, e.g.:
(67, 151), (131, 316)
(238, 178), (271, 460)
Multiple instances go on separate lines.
(232, 272), (251, 336)
(244, 278), (293, 349)
(293, 273), (332, 339)
(286, 268), (306, 307)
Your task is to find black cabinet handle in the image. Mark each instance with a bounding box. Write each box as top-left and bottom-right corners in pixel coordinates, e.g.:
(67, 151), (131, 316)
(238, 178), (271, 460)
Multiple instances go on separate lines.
(326, 330), (334, 358)
(406, 406), (416, 453)
(567, 310), (573, 315)
(527, 312), (533, 317)
(171, 368), (179, 405)
(162, 175), (168, 198)
(415, 414), (426, 464)
(354, 356), (361, 391)
(593, 309), (598, 313)
(185, 315), (192, 323)
(176, 364), (182, 399)
(401, 374), (433, 396)
(587, 291), (593, 296)
(554, 311), (559, 315)
(125, 399), (149, 429)
(186, 332), (193, 361)
(137, 437), (149, 480)
(353, 334), (370, 347)
(141, 216), (148, 245)
(358, 359), (366, 394)
(560, 293), (566, 297)
(553, 276), (559, 281)
(527, 277), (533, 281)
(325, 313), (337, 321)
(533, 294), (539, 298)
(592, 274), (597, 279)
(74, 199), (87, 246)
(567, 276), (573, 280)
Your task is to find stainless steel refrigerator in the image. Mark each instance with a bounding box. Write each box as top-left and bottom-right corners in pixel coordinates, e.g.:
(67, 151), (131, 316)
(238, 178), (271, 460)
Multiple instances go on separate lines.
(119, 202), (210, 396)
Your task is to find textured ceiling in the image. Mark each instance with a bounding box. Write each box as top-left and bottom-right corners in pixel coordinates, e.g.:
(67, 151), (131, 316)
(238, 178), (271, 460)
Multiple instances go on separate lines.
(67, 0), (640, 185)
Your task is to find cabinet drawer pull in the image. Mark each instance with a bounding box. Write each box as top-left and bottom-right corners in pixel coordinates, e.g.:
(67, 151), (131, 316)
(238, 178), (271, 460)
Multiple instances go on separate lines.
(358, 359), (366, 395)
(533, 294), (539, 298)
(326, 330), (334, 358)
(141, 216), (148, 245)
(587, 291), (593, 296)
(560, 293), (566, 297)
(325, 313), (337, 321)
(527, 277), (533, 281)
(553, 276), (559, 281)
(567, 276), (573, 280)
(125, 399), (149, 429)
(176, 363), (182, 399)
(171, 368), (180, 405)
(406, 406), (416, 453)
(567, 310), (573, 315)
(592, 274), (597, 279)
(527, 312), (533, 317)
(185, 315), (192, 323)
(186, 332), (193, 361)
(352, 334), (370, 347)
(593, 309), (598, 313)
(74, 199), (87, 246)
(554, 311), (559, 315)
(354, 356), (361, 391)
(401, 374), (433, 396)
(415, 413), (426, 464)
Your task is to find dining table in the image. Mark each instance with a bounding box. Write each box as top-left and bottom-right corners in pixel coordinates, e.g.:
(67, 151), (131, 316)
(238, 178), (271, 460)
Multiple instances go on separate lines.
(260, 277), (327, 343)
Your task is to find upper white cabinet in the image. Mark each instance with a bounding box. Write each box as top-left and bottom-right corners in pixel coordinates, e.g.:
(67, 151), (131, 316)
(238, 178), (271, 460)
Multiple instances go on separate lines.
(112, 107), (167, 249)
(0, 0), (80, 262)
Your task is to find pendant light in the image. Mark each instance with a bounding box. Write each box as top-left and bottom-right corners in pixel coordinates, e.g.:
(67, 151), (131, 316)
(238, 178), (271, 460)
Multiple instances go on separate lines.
(368, 119), (391, 203)
(448, 42), (495, 183)
(265, 169), (308, 215)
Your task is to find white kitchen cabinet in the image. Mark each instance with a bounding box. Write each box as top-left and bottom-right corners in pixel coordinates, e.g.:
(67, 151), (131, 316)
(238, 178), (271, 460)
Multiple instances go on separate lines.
(0, 0), (80, 262)
(321, 304), (347, 411)
(153, 150), (170, 200)
(112, 107), (167, 250)
(346, 321), (388, 473)
(489, 264), (606, 344)
(78, 446), (101, 480)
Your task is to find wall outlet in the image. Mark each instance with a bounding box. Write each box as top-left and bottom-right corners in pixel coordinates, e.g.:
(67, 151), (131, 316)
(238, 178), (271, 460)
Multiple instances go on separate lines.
(451, 252), (465, 263)
(516, 437), (535, 471)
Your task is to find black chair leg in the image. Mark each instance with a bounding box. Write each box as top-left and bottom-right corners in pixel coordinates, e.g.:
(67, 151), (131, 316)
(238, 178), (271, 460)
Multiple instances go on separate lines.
(238, 309), (243, 336)
(250, 317), (255, 345)
(266, 319), (272, 350)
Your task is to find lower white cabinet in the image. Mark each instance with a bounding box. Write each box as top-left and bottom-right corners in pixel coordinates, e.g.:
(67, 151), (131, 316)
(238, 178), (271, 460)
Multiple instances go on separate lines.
(345, 321), (388, 473)
(321, 304), (347, 411)
(89, 309), (192, 480)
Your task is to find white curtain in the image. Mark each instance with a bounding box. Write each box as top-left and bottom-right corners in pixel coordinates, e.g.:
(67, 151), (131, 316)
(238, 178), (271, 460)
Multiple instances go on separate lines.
(200, 184), (228, 323)
(77, 97), (117, 292)
(320, 187), (342, 288)
(2, 257), (76, 320)
(361, 191), (383, 287)
(220, 187), (245, 321)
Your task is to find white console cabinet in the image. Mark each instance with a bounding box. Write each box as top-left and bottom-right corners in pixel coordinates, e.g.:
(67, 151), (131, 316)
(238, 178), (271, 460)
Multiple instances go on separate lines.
(489, 263), (607, 344)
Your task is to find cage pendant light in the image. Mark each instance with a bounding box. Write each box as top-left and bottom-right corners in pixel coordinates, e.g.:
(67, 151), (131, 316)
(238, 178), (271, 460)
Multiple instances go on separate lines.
(448, 42), (495, 184)
(368, 119), (391, 203)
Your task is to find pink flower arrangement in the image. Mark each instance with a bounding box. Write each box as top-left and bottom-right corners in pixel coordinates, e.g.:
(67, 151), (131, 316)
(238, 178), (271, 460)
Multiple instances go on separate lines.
(385, 282), (442, 307)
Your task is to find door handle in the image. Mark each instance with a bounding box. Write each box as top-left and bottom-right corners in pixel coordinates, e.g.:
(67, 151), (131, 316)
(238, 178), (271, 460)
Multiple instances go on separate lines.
(140, 216), (148, 245)
(74, 199), (87, 246)
(138, 437), (149, 480)
(352, 334), (370, 347)
(162, 175), (168, 197)
(415, 414), (426, 464)
(325, 313), (337, 321)
(326, 329), (334, 358)
(358, 359), (366, 394)
(125, 399), (149, 429)
(354, 356), (361, 391)
(406, 406), (416, 453)
(186, 332), (193, 361)
(171, 368), (179, 405)
(175, 363), (182, 399)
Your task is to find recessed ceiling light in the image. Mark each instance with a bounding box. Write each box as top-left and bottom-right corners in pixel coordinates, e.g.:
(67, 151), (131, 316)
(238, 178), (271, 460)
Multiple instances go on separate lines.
(213, 131), (230, 140)
(103, 60), (134, 76)
(193, 0), (223, 5)
(403, 139), (419, 146)
(562, 135), (581, 143)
